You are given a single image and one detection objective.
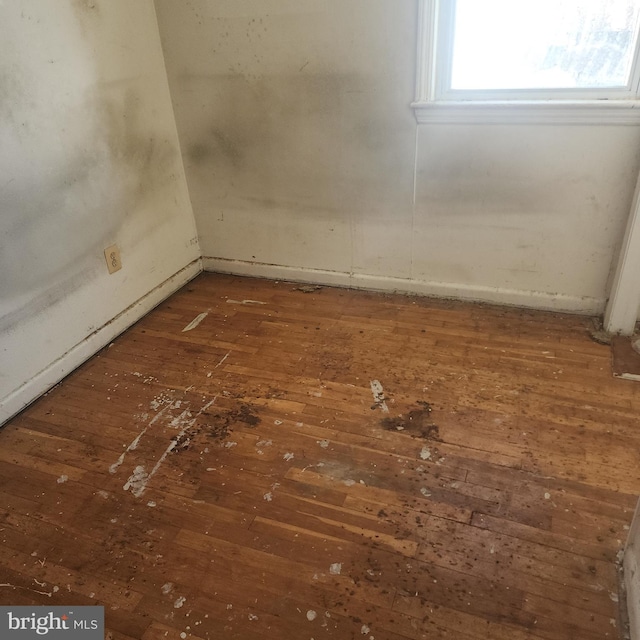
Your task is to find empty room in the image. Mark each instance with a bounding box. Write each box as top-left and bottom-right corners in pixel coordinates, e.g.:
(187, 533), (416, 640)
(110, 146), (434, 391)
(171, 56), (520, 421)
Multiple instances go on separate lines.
(3, 1), (640, 639)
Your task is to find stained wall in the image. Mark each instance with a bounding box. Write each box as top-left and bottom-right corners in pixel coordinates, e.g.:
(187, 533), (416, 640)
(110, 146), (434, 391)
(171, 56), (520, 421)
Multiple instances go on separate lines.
(155, 0), (640, 313)
(0, 1), (199, 421)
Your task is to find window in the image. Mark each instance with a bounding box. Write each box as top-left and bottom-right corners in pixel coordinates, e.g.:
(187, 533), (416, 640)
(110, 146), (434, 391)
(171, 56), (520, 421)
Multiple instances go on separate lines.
(413, 0), (640, 124)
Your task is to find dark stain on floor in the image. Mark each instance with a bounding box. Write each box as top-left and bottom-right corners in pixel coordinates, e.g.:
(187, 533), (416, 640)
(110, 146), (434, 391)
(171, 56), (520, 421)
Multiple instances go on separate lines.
(380, 401), (442, 440)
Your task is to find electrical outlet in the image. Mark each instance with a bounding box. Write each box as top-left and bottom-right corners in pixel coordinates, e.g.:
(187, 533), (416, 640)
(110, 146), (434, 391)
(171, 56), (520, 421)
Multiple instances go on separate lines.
(104, 244), (122, 274)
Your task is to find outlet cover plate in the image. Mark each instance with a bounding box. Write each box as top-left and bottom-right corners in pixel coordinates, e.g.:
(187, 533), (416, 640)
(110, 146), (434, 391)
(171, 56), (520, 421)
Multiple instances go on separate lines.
(104, 244), (122, 274)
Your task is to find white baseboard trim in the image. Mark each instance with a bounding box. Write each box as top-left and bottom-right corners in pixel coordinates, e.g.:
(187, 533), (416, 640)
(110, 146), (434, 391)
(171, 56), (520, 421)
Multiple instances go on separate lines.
(203, 257), (604, 315)
(0, 258), (203, 426)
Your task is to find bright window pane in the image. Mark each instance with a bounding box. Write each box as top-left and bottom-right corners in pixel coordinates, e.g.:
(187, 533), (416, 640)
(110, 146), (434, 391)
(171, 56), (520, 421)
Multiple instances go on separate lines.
(451, 0), (640, 90)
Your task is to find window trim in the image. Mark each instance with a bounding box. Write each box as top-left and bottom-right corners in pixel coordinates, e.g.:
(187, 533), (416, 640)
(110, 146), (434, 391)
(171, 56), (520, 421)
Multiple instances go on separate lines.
(412, 0), (640, 125)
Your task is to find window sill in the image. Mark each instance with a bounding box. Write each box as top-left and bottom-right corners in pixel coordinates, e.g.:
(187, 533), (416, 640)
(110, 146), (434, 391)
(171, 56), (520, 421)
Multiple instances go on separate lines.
(411, 100), (640, 125)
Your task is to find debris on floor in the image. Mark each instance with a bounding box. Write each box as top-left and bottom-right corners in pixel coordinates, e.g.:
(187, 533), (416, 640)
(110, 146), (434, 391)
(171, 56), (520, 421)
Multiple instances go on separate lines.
(369, 380), (389, 412)
(380, 401), (441, 441)
(612, 335), (640, 381)
(293, 285), (323, 293)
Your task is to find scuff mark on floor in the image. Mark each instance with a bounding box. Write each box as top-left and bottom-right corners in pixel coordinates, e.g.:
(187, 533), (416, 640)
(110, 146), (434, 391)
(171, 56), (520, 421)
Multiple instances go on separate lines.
(182, 311), (209, 333)
(226, 299), (266, 305)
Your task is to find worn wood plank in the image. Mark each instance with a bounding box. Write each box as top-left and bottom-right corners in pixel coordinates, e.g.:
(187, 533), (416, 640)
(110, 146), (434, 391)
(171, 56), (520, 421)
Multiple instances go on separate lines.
(0, 273), (636, 639)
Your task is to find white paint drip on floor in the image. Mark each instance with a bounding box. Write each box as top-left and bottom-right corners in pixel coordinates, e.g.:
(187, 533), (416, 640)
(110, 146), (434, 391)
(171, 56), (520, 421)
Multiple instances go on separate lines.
(214, 352), (230, 368)
(110, 431), (146, 475)
(0, 583), (55, 598)
(182, 311), (209, 332)
(226, 299), (267, 305)
(174, 596), (186, 608)
(56, 475), (68, 484)
(329, 563), (342, 575)
(420, 446), (432, 461)
(123, 466), (148, 496)
(123, 396), (217, 498)
(124, 397), (217, 498)
(369, 380), (389, 412)
(110, 398), (179, 475)
(307, 610), (317, 621)
(283, 452), (294, 461)
(170, 409), (193, 429)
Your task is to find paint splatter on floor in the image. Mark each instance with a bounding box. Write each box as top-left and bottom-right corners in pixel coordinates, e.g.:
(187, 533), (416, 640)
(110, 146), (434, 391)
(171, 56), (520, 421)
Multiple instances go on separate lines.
(369, 380), (389, 412)
(182, 311), (209, 332)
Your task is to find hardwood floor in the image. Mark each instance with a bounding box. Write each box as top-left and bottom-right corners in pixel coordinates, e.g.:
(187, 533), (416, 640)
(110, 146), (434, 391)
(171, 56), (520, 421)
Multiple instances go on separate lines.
(1, 273), (639, 639)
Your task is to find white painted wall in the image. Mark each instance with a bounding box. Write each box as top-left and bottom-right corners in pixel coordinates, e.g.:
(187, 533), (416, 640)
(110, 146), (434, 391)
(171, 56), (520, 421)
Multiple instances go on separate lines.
(605, 168), (640, 335)
(0, 1), (200, 423)
(155, 0), (640, 314)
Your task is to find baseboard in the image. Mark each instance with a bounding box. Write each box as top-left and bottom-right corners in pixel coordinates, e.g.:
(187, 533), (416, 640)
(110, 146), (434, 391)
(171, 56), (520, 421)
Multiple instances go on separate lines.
(202, 257), (604, 315)
(0, 258), (203, 426)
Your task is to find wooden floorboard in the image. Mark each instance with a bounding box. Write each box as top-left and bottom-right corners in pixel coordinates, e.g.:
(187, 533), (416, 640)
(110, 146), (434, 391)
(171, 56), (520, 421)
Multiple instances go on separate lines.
(1, 272), (639, 639)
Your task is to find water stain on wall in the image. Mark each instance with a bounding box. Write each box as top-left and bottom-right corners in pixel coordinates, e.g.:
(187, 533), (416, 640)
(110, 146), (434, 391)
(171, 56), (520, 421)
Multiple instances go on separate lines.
(179, 71), (406, 217)
(70, 0), (100, 37)
(1, 2), (182, 333)
(0, 68), (24, 124)
(100, 87), (179, 207)
(188, 128), (244, 168)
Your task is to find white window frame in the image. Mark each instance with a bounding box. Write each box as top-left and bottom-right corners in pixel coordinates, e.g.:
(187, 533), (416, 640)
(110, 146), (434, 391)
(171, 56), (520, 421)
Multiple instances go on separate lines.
(412, 0), (640, 125)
